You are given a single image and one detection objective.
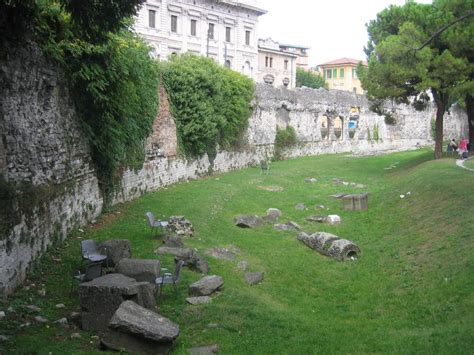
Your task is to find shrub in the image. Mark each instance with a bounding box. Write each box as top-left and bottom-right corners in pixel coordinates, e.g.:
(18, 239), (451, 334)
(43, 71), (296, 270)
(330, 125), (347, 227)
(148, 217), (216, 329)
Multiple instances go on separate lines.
(162, 54), (254, 158)
(296, 68), (327, 89)
(274, 126), (297, 159)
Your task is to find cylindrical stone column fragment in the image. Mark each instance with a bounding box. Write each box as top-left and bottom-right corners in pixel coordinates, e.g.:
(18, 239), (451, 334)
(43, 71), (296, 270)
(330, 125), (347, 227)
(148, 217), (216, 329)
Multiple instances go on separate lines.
(297, 232), (360, 261)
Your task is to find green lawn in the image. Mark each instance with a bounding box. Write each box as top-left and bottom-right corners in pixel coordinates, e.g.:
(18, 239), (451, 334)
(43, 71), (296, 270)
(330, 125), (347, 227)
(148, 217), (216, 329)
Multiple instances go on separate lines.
(464, 158), (474, 170)
(2, 150), (473, 354)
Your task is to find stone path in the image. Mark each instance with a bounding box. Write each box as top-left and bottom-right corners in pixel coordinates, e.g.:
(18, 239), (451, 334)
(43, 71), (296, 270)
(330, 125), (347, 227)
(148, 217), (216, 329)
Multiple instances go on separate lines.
(456, 158), (474, 172)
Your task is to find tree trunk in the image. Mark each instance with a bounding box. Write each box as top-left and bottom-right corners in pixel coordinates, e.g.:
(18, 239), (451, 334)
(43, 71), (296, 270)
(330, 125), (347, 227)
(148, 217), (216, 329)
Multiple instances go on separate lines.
(432, 89), (446, 159)
(466, 94), (474, 146)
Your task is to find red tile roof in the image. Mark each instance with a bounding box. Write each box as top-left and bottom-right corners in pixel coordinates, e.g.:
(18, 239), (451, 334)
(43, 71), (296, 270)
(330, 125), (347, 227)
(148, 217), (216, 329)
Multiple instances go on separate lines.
(319, 57), (367, 66)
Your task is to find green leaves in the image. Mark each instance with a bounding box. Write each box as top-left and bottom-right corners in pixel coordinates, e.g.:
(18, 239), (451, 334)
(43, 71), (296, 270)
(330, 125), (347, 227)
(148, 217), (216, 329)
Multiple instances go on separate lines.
(162, 54), (254, 158)
(296, 68), (327, 89)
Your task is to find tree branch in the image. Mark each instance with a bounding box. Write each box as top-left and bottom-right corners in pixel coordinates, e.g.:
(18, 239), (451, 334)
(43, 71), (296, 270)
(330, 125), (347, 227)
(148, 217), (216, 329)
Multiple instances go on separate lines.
(417, 11), (474, 51)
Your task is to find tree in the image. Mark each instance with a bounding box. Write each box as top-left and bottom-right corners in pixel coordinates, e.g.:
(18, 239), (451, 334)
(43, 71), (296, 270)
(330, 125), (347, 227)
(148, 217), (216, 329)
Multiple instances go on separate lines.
(360, 1), (471, 159)
(296, 68), (327, 89)
(433, 0), (474, 145)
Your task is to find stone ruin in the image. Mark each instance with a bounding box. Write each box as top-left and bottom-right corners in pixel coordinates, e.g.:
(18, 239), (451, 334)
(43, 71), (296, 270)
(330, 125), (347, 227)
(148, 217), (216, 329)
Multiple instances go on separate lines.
(342, 193), (368, 211)
(166, 216), (194, 237)
(297, 231), (360, 261)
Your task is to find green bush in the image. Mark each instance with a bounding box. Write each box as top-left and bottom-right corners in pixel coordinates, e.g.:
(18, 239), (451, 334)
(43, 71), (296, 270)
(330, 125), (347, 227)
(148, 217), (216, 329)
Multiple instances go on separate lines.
(162, 54), (254, 158)
(296, 68), (327, 89)
(274, 125), (297, 159)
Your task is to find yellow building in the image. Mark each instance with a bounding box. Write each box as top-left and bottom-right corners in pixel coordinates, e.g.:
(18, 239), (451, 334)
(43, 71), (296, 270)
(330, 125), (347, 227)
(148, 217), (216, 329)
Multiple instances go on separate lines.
(318, 58), (366, 95)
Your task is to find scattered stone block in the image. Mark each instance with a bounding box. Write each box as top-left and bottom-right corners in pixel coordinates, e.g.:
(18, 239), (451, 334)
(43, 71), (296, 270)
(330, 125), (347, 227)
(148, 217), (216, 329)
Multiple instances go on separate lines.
(342, 193), (368, 211)
(257, 185), (283, 192)
(0, 311), (5, 320)
(245, 272), (264, 285)
(234, 215), (264, 228)
(305, 215), (326, 223)
(295, 203), (307, 210)
(163, 235), (184, 247)
(55, 303), (65, 309)
(79, 274), (155, 331)
(34, 316), (48, 323)
(297, 232), (360, 261)
(109, 301), (179, 343)
(207, 247), (237, 261)
(274, 224), (292, 231)
(102, 301), (179, 354)
(237, 261), (248, 271)
(155, 247), (195, 260)
(188, 344), (219, 354)
(186, 296), (212, 305)
(286, 221), (301, 230)
(189, 275), (223, 296)
(114, 259), (161, 283)
(0, 335), (8, 342)
(263, 208), (282, 222)
(167, 216), (194, 237)
(305, 178), (318, 183)
(326, 215), (341, 225)
(98, 239), (132, 267)
(331, 193), (348, 199)
(25, 305), (41, 312)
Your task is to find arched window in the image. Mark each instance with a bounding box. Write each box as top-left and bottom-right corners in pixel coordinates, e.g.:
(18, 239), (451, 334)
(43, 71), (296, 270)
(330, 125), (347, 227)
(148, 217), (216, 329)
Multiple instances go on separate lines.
(320, 116), (329, 140)
(334, 116), (343, 139)
(225, 60), (231, 68)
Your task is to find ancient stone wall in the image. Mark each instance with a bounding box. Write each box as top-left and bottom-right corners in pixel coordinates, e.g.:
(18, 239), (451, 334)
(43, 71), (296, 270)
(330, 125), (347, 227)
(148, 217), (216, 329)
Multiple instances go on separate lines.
(0, 42), (102, 296)
(0, 43), (467, 295)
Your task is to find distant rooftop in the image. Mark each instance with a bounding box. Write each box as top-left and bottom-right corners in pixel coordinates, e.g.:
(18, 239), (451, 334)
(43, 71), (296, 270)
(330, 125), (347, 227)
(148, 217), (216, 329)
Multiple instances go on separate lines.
(279, 43), (310, 50)
(319, 57), (367, 66)
(218, 0), (267, 15)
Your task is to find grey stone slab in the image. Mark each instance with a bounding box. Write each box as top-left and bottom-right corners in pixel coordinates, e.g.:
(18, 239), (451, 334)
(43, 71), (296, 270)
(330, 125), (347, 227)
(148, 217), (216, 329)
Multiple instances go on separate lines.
(114, 259), (161, 283)
(109, 301), (179, 343)
(186, 296), (212, 305)
(245, 272), (264, 285)
(189, 275), (223, 296)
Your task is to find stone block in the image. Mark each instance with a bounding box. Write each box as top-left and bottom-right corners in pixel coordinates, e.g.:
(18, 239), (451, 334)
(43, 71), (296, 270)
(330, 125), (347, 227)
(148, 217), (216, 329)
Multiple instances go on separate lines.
(79, 273), (155, 331)
(98, 239), (132, 267)
(114, 259), (161, 283)
(342, 193), (368, 211)
(189, 275), (223, 296)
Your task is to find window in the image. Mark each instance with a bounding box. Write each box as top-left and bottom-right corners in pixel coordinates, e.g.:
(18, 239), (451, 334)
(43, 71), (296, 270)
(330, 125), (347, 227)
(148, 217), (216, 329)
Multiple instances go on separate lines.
(326, 69), (332, 79)
(265, 56), (273, 68)
(190, 19), (197, 36)
(208, 23), (215, 40)
(284, 60), (288, 70)
(270, 57), (273, 68)
(333, 68), (337, 78)
(265, 56), (269, 67)
(245, 30), (251, 45)
(340, 68), (344, 78)
(352, 68), (358, 79)
(225, 60), (231, 68)
(149, 10), (156, 28)
(171, 15), (178, 33)
(226, 27), (231, 42)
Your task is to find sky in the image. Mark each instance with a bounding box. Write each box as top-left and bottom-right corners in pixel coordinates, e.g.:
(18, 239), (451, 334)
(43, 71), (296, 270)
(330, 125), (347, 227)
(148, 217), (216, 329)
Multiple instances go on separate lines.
(257, 0), (432, 67)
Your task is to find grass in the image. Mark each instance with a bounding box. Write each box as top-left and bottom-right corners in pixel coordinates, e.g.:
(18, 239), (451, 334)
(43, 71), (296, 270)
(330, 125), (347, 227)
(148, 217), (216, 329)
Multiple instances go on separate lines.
(464, 158), (474, 169)
(1, 149), (473, 354)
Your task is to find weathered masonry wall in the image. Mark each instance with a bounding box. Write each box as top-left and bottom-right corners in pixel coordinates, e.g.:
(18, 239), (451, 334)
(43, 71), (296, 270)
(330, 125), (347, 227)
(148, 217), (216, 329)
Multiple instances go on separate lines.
(114, 84), (467, 202)
(0, 42), (467, 295)
(0, 42), (102, 296)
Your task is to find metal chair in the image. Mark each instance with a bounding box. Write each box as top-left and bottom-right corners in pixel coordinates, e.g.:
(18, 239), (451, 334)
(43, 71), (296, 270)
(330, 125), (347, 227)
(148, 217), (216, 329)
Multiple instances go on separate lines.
(155, 260), (185, 298)
(260, 161), (270, 175)
(146, 212), (169, 236)
(81, 239), (107, 263)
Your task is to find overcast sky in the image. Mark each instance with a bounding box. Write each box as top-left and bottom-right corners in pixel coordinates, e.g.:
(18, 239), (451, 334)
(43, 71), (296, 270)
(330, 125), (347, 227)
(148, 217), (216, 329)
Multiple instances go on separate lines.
(257, 0), (432, 67)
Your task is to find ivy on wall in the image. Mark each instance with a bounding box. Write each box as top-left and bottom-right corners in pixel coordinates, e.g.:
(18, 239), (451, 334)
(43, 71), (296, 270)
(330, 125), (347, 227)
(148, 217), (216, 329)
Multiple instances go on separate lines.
(2, 0), (159, 203)
(162, 54), (254, 158)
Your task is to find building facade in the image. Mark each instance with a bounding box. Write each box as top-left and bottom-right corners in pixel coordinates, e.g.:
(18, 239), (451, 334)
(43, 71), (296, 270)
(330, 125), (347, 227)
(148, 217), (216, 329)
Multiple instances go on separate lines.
(257, 38), (297, 89)
(134, 0), (266, 80)
(318, 58), (367, 95)
(279, 44), (310, 71)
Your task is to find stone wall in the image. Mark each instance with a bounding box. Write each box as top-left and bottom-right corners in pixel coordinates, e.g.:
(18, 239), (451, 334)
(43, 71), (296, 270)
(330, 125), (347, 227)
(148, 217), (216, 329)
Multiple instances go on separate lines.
(0, 42), (467, 295)
(0, 42), (102, 296)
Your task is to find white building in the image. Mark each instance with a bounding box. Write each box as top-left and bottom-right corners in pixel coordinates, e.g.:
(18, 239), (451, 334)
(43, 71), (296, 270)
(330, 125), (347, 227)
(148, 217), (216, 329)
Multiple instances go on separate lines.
(134, 0), (267, 80)
(257, 38), (297, 89)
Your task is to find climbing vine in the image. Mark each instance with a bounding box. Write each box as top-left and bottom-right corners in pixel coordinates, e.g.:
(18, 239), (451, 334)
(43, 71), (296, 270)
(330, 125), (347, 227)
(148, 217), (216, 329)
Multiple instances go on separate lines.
(2, 0), (160, 202)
